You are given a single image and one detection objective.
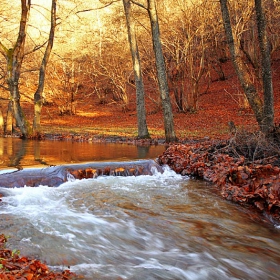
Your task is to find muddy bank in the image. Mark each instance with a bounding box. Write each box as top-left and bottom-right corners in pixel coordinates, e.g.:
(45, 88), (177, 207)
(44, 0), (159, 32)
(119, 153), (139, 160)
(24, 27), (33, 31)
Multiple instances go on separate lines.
(158, 141), (280, 223)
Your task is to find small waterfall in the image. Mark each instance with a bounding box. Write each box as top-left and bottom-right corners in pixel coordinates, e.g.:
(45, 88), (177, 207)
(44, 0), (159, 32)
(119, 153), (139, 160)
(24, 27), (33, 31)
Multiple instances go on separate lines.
(0, 160), (163, 188)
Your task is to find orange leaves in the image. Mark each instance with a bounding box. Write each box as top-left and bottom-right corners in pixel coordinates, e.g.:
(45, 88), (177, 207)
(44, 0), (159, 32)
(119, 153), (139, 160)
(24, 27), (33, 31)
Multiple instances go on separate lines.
(0, 234), (77, 280)
(0, 234), (7, 244)
(23, 273), (34, 280)
(69, 168), (98, 179)
(158, 143), (211, 177)
(159, 141), (280, 222)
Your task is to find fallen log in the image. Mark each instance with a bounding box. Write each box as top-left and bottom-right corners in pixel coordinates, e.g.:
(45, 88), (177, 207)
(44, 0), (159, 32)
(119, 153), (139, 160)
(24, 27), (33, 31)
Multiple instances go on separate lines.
(0, 160), (163, 188)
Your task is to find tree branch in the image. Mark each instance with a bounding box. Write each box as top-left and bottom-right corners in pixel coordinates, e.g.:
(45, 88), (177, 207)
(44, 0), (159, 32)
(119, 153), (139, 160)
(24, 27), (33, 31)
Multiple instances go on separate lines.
(0, 84), (9, 91)
(130, 0), (147, 10)
(0, 41), (8, 57)
(24, 40), (48, 56)
(75, 1), (119, 14)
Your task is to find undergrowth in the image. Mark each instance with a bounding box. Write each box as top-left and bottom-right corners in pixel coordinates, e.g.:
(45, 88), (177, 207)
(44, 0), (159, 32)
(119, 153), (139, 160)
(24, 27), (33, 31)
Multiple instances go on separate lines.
(226, 128), (280, 164)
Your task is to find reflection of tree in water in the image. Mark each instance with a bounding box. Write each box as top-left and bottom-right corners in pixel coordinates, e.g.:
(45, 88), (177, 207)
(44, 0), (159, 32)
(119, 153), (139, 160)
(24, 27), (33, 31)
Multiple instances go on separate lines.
(0, 139), (166, 170)
(7, 140), (49, 169)
(33, 141), (49, 166)
(137, 145), (150, 159)
(8, 140), (27, 169)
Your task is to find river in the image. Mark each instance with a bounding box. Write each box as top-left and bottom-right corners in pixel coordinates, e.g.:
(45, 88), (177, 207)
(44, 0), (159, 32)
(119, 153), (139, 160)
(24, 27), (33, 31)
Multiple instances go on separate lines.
(0, 138), (280, 279)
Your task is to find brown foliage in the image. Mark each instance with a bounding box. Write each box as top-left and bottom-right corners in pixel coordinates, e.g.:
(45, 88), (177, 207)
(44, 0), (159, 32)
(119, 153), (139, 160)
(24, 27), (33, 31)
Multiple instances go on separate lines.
(158, 138), (280, 222)
(0, 234), (79, 280)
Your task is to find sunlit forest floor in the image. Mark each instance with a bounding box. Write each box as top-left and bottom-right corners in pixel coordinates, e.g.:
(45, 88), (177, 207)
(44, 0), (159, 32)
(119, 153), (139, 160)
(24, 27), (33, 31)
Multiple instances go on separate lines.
(6, 56), (277, 142)
(17, 59), (280, 142)
(0, 53), (278, 142)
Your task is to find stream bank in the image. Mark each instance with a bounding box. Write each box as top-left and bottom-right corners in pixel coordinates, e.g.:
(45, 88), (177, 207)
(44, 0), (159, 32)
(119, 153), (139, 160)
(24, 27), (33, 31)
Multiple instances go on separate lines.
(158, 140), (280, 224)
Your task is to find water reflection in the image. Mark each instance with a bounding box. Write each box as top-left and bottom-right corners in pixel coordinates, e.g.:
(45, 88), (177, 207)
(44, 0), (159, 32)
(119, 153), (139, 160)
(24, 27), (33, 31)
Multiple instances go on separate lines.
(0, 137), (166, 170)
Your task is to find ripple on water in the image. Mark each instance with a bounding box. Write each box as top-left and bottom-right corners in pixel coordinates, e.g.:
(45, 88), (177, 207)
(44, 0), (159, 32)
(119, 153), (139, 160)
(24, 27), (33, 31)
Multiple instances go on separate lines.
(0, 167), (280, 279)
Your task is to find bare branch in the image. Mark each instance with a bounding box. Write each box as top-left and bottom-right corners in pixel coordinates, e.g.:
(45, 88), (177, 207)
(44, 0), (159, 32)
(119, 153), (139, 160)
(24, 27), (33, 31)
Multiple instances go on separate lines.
(31, 4), (52, 22)
(130, 0), (147, 10)
(0, 84), (9, 91)
(24, 40), (48, 56)
(75, 1), (119, 14)
(0, 41), (8, 57)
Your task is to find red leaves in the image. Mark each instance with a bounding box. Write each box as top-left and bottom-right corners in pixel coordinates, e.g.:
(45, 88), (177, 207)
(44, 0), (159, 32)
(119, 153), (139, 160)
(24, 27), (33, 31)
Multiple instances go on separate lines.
(159, 141), (280, 222)
(0, 234), (77, 280)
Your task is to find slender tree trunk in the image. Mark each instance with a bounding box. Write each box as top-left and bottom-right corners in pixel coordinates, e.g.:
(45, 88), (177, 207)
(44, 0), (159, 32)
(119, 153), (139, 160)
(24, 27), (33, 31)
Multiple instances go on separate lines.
(255, 0), (274, 133)
(0, 0), (31, 138)
(0, 107), (4, 134)
(147, 0), (176, 142)
(219, 0), (264, 128)
(123, 0), (150, 139)
(6, 101), (13, 134)
(10, 1), (31, 138)
(33, 0), (57, 134)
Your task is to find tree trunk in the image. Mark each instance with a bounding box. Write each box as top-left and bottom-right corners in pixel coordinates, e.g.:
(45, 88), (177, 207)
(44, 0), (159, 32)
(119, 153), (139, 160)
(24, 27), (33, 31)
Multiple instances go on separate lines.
(6, 101), (13, 134)
(0, 0), (31, 138)
(0, 108), (4, 134)
(123, 0), (150, 139)
(11, 90), (29, 138)
(33, 0), (57, 135)
(255, 0), (274, 133)
(219, 0), (264, 128)
(147, 0), (176, 142)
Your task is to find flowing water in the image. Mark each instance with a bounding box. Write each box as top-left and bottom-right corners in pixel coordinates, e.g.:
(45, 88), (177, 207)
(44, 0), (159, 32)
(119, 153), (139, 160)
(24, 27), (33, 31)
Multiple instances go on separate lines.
(0, 139), (280, 279)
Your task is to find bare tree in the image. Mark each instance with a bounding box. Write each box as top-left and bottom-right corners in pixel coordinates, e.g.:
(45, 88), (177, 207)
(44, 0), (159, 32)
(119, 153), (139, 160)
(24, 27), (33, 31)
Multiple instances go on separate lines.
(131, 0), (176, 142)
(0, 0), (57, 138)
(147, 0), (176, 142)
(255, 0), (274, 133)
(219, 0), (265, 131)
(122, 0), (150, 139)
(162, 2), (211, 113)
(95, 49), (132, 111)
(0, 0), (31, 138)
(33, 0), (57, 135)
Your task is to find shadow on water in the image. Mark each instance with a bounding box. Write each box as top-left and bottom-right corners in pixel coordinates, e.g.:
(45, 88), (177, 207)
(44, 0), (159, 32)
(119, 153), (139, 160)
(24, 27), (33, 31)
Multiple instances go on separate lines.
(0, 137), (166, 170)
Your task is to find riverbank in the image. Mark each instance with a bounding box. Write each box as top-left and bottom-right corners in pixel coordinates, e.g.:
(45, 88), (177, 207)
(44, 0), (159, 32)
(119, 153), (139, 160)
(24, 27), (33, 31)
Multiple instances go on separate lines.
(158, 137), (280, 225)
(0, 234), (80, 279)
(1, 134), (280, 279)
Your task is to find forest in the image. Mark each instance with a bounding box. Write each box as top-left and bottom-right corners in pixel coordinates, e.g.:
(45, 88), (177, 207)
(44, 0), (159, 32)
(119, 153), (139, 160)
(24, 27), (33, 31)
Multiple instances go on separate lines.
(1, 1), (280, 279)
(0, 0), (279, 141)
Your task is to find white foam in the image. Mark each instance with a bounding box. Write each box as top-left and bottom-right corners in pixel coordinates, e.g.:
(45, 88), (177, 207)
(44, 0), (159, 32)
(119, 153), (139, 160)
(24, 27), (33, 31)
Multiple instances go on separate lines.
(1, 167), (279, 280)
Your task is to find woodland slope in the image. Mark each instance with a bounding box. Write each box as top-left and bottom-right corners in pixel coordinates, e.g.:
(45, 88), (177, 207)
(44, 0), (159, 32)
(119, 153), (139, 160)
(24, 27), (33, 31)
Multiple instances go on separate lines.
(29, 59), (280, 141)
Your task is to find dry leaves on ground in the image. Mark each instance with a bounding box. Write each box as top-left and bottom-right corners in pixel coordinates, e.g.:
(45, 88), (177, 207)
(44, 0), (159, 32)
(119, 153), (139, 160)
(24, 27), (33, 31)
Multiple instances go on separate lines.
(158, 142), (280, 222)
(0, 234), (79, 280)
